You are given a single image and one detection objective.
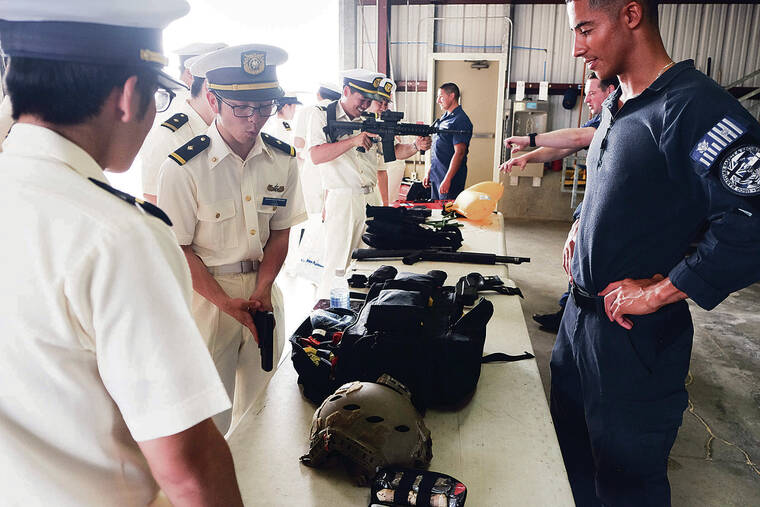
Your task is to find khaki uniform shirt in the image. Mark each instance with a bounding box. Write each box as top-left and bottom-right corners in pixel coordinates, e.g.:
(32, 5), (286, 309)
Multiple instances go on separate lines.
(0, 124), (231, 506)
(140, 100), (208, 196)
(158, 121), (307, 267)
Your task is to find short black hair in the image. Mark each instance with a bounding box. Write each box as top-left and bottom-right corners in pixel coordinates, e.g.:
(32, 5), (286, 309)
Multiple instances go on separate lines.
(439, 82), (460, 101)
(587, 71), (619, 90)
(6, 57), (157, 124)
(566, 0), (659, 26)
(190, 76), (205, 98)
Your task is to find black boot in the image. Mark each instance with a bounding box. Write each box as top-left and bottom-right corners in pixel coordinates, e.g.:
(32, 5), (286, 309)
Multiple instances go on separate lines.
(532, 308), (564, 332)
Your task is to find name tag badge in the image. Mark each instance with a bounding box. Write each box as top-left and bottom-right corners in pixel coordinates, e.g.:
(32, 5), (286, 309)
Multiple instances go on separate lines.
(262, 197), (287, 207)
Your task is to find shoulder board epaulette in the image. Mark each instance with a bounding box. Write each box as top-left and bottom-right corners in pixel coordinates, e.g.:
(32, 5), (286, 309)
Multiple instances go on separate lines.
(88, 178), (172, 226)
(168, 134), (210, 166)
(261, 132), (296, 157)
(283, 121), (291, 131)
(160, 112), (189, 132)
(317, 105), (328, 111)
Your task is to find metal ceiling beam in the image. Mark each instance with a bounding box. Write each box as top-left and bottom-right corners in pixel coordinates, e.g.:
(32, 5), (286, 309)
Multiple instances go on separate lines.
(359, 0), (760, 5)
(728, 86), (760, 101)
(378, 0), (391, 76)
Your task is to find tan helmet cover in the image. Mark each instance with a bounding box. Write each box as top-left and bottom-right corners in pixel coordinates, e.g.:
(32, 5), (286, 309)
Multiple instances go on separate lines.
(300, 375), (433, 485)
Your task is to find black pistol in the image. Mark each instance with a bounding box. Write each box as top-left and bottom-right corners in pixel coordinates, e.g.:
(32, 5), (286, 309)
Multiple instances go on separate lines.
(251, 310), (274, 372)
(455, 272), (524, 306)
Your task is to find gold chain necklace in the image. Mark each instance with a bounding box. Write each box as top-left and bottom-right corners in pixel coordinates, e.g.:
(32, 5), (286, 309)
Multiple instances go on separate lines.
(656, 60), (675, 79)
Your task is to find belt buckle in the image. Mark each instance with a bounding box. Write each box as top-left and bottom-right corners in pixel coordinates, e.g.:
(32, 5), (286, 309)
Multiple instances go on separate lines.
(570, 283), (588, 305)
(571, 283), (603, 313)
(570, 283), (581, 302)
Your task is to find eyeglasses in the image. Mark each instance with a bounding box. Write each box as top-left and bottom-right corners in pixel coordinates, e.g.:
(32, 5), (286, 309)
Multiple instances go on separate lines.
(214, 94), (277, 118)
(155, 88), (176, 113)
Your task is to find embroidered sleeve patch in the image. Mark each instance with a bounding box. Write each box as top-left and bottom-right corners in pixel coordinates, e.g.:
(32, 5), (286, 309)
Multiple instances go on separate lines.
(719, 144), (760, 196)
(690, 116), (747, 168)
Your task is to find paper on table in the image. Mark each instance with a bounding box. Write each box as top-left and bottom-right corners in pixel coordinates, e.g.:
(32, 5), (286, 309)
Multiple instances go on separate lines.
(538, 81), (549, 101)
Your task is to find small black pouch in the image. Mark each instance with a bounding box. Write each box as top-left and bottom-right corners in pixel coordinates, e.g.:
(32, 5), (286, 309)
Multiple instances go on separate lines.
(370, 467), (467, 507)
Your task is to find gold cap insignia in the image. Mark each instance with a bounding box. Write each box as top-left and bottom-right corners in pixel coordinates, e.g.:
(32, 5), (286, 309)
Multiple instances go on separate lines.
(384, 82), (393, 93)
(242, 51), (266, 76)
(372, 77), (382, 88)
(139, 48), (168, 66)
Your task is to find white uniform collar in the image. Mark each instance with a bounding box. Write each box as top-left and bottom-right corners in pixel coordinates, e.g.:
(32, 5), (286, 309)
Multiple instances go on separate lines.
(2, 123), (108, 183)
(254, 133), (274, 161)
(183, 99), (210, 133)
(207, 119), (271, 169)
(336, 100), (355, 122)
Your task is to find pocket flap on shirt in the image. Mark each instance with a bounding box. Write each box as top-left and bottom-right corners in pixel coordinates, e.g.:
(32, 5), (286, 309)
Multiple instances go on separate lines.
(197, 199), (236, 222)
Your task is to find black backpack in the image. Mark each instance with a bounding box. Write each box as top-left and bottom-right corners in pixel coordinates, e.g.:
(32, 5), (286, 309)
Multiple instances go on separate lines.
(290, 267), (499, 410)
(334, 271), (494, 410)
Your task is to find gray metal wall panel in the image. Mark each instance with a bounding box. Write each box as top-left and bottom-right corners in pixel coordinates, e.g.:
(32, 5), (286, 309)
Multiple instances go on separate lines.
(355, 2), (760, 127)
(357, 4), (377, 71)
(486, 4), (509, 49)
(374, 2), (760, 85)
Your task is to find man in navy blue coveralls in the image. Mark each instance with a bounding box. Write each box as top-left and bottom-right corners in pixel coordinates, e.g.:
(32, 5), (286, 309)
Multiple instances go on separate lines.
(553, 0), (760, 505)
(501, 72), (619, 332)
(424, 82), (473, 200)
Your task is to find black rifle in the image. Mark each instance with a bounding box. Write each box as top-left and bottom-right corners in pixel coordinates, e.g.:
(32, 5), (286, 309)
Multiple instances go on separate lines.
(352, 248), (530, 266)
(251, 310), (274, 372)
(324, 110), (470, 162)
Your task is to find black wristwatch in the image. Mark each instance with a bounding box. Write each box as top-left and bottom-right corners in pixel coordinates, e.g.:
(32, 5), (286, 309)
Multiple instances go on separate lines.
(528, 132), (538, 147)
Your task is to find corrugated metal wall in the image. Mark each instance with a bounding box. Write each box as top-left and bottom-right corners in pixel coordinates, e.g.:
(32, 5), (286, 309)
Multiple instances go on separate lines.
(355, 2), (760, 128)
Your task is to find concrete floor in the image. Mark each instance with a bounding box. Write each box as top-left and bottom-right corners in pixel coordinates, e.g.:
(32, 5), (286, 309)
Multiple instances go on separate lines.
(503, 218), (760, 506)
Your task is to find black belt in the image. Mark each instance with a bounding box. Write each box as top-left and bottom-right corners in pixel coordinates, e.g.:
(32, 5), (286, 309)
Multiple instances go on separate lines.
(570, 282), (605, 314)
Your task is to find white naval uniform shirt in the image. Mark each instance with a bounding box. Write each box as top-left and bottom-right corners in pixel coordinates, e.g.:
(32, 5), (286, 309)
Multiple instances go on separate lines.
(160, 87), (190, 121)
(292, 100), (322, 148)
(0, 95), (14, 152)
(293, 100), (328, 214)
(158, 121), (307, 266)
(263, 116), (295, 146)
(0, 124), (231, 506)
(139, 100), (208, 196)
(305, 100), (379, 190)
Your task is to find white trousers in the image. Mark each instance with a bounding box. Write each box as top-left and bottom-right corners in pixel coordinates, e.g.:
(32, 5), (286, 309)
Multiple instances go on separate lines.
(191, 272), (284, 436)
(318, 188), (381, 298)
(299, 161), (324, 216)
(385, 159), (406, 203)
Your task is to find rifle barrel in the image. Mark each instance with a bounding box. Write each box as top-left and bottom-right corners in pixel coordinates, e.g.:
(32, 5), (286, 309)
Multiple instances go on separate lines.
(352, 248), (529, 265)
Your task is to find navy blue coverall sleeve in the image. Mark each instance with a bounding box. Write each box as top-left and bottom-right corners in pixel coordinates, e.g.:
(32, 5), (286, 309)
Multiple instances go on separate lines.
(660, 91), (760, 310)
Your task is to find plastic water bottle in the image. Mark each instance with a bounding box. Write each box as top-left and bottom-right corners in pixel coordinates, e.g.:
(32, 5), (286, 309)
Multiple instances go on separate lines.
(329, 269), (350, 309)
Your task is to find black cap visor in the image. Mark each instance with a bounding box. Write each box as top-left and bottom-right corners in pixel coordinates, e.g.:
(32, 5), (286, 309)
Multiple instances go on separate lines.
(345, 81), (378, 101)
(157, 69), (188, 91)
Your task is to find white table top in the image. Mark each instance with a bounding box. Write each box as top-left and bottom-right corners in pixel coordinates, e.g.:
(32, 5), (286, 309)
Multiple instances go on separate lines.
(228, 213), (573, 506)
